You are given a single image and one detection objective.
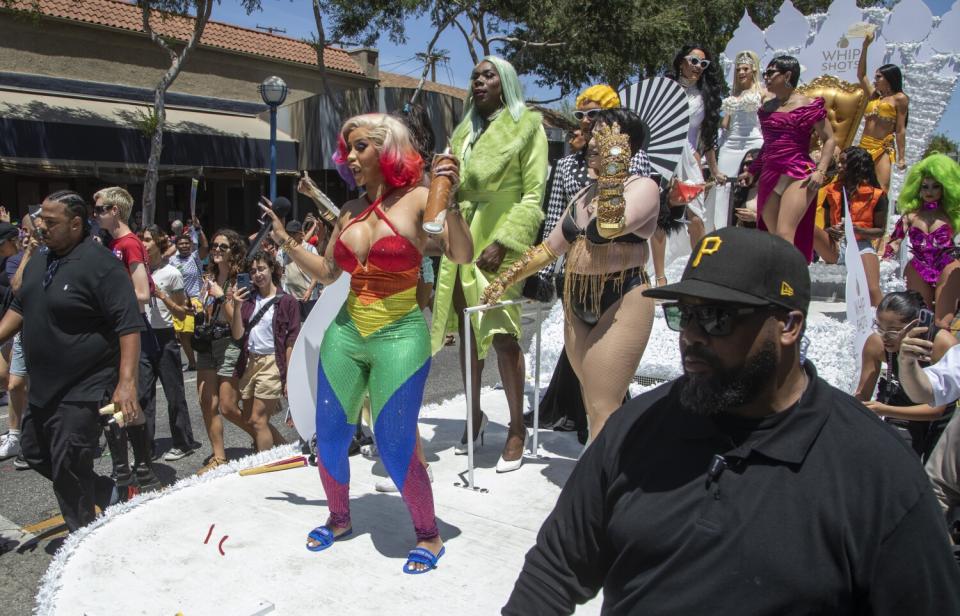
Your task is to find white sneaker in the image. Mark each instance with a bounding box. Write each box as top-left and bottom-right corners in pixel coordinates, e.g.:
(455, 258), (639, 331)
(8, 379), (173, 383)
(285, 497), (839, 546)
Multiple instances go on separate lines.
(0, 434), (21, 460)
(163, 447), (193, 461)
(375, 466), (433, 493)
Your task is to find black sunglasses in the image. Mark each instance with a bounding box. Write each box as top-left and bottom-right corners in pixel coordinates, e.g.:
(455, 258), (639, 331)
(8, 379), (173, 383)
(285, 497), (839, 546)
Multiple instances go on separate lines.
(662, 302), (767, 337)
(763, 68), (782, 79)
(93, 205), (114, 215)
(573, 109), (601, 121)
(210, 242), (231, 251)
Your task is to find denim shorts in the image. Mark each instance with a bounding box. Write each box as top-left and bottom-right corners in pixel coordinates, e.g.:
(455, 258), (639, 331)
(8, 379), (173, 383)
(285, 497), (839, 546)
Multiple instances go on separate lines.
(10, 333), (26, 377)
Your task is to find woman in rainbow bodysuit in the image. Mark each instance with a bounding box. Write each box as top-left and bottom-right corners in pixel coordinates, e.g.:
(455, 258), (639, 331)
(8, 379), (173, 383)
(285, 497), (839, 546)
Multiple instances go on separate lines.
(262, 113), (473, 574)
(857, 32), (909, 192)
(883, 154), (960, 312)
(738, 55), (836, 263)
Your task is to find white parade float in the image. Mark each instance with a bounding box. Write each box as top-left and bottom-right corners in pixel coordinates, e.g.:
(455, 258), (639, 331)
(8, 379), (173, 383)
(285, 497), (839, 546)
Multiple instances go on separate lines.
(37, 1), (960, 613)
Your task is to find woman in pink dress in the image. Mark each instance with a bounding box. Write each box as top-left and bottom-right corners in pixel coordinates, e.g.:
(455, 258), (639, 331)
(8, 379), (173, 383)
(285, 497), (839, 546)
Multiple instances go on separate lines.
(738, 56), (836, 262)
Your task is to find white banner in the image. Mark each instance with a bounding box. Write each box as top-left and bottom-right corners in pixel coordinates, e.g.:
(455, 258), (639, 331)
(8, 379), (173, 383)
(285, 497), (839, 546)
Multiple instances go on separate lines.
(843, 187), (873, 385)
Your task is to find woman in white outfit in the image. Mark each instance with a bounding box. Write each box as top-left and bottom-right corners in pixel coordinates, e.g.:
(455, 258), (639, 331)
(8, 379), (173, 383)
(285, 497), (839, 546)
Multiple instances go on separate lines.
(651, 44), (724, 285)
(707, 50), (765, 232)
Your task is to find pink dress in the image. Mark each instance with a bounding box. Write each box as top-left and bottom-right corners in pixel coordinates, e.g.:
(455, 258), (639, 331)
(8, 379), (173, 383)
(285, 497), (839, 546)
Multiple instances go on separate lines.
(748, 97), (827, 263)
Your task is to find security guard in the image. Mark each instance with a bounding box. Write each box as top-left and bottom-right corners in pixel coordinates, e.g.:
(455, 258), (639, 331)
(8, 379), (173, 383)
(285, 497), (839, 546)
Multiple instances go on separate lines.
(0, 191), (143, 531)
(504, 227), (960, 614)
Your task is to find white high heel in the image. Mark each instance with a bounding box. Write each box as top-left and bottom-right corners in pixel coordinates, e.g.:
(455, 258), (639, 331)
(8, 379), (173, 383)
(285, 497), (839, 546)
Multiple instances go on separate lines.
(454, 412), (488, 455)
(495, 430), (529, 474)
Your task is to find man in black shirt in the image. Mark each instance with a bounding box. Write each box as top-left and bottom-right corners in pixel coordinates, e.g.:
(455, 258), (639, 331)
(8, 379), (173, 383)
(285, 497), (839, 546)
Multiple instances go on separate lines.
(504, 227), (960, 615)
(0, 191), (143, 531)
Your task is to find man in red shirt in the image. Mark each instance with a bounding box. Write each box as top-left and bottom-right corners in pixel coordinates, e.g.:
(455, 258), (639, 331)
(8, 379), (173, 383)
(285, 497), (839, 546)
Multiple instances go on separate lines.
(93, 187), (160, 494)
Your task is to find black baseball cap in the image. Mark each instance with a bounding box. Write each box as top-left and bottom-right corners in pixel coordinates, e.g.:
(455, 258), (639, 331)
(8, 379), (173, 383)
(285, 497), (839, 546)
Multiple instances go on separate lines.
(0, 222), (18, 243)
(644, 227), (810, 314)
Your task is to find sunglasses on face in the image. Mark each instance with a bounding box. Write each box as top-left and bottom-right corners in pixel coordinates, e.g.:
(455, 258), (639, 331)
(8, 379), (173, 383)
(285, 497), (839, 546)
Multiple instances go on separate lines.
(210, 242), (231, 252)
(871, 321), (910, 339)
(685, 56), (710, 69)
(573, 109), (601, 121)
(93, 205), (113, 216)
(763, 69), (782, 79)
(662, 302), (766, 337)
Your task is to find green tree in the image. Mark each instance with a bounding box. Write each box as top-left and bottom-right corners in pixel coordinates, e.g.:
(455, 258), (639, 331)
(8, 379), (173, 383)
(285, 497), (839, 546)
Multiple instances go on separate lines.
(137, 0), (262, 225)
(317, 0), (885, 101)
(924, 133), (960, 159)
(503, 0), (896, 93)
(319, 0), (562, 95)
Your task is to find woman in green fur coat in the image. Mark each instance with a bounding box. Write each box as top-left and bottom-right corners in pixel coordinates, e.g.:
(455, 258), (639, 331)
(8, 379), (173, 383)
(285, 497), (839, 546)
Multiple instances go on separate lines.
(430, 56), (548, 473)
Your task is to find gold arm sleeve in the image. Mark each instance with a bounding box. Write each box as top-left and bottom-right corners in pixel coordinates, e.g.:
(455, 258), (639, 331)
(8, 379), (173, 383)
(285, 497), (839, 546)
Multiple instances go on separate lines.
(594, 123), (630, 238)
(479, 243), (558, 305)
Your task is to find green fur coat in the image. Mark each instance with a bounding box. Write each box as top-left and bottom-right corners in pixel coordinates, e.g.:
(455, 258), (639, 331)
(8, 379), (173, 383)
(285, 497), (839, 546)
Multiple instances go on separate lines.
(430, 107), (549, 358)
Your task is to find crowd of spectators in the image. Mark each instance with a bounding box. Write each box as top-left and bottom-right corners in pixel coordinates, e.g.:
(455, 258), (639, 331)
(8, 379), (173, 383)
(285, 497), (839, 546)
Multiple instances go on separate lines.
(0, 185), (339, 499)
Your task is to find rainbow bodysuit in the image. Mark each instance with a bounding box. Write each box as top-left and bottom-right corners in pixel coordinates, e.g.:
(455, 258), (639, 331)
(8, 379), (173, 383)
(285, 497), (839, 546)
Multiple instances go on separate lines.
(315, 195), (437, 541)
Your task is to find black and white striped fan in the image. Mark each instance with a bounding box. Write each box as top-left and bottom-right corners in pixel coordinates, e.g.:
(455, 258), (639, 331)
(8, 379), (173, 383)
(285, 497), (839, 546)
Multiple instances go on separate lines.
(619, 77), (690, 180)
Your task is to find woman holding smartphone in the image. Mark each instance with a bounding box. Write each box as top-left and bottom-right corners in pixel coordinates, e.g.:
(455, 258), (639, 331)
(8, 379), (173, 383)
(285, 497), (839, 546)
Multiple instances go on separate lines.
(855, 290), (957, 460)
(230, 252), (300, 452)
(195, 229), (253, 474)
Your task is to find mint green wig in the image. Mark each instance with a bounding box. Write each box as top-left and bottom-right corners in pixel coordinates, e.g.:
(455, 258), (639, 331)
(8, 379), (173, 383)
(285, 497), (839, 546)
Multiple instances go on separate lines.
(454, 55), (527, 144)
(899, 153), (960, 231)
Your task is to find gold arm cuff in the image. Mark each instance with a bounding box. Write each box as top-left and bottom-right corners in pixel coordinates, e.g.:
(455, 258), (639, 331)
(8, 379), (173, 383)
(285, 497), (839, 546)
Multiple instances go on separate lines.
(281, 236), (299, 252)
(480, 243), (558, 304)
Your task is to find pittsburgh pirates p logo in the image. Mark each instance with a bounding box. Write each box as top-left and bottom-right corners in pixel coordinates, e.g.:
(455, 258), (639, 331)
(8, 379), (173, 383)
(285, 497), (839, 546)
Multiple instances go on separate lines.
(692, 237), (722, 267)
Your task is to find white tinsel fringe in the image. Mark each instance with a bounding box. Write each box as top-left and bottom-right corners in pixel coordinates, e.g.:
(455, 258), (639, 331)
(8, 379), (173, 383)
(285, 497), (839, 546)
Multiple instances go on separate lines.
(34, 444), (300, 616)
(526, 300), (860, 397)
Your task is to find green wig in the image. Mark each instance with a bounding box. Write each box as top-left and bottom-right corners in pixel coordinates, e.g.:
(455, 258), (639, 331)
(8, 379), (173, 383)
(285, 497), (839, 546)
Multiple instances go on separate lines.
(899, 153), (960, 231)
(453, 55), (527, 149)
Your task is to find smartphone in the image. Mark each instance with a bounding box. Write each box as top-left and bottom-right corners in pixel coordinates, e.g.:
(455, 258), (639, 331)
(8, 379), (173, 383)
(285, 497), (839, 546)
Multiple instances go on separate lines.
(236, 273), (252, 293)
(918, 308), (936, 341)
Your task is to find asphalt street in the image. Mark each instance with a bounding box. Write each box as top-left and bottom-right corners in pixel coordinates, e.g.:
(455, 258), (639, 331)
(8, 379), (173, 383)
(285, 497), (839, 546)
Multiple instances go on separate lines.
(0, 309), (541, 616)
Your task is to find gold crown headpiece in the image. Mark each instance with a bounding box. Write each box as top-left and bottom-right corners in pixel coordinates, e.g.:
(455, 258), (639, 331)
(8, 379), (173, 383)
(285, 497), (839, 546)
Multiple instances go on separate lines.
(594, 122), (630, 178)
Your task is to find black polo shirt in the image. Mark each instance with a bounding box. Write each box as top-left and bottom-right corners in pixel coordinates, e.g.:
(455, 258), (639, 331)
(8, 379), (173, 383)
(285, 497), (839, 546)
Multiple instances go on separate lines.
(12, 237), (143, 408)
(504, 362), (960, 615)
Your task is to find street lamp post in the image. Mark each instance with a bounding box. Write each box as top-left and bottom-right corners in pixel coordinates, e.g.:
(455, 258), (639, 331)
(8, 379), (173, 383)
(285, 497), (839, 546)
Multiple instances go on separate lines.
(259, 76), (288, 203)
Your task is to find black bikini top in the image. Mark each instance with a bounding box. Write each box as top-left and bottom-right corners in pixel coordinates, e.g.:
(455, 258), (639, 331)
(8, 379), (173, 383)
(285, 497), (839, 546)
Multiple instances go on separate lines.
(560, 198), (645, 245)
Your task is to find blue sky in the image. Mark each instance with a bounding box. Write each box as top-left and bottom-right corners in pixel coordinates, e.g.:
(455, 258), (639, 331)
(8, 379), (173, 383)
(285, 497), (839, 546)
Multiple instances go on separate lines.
(219, 0), (960, 140)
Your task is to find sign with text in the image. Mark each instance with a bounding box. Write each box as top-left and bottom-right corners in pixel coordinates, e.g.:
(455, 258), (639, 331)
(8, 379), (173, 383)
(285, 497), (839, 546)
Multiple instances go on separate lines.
(843, 188), (873, 386)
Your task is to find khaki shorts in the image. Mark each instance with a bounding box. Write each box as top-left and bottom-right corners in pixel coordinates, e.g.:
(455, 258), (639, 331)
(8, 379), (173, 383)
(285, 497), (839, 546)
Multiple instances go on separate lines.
(239, 352), (283, 400)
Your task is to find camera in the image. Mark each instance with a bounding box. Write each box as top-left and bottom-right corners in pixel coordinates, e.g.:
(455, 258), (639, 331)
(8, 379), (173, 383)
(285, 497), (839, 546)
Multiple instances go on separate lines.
(191, 311), (231, 353)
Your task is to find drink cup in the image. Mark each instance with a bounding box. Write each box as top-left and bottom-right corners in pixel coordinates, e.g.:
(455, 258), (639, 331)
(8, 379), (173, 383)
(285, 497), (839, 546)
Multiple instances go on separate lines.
(423, 152), (457, 234)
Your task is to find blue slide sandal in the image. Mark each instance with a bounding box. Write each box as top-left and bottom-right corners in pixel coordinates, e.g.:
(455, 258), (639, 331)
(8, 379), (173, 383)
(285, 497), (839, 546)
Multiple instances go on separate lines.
(306, 525), (352, 552)
(403, 546), (445, 574)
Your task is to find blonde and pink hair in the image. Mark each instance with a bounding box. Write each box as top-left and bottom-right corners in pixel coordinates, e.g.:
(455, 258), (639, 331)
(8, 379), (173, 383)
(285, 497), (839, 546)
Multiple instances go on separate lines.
(334, 113), (423, 189)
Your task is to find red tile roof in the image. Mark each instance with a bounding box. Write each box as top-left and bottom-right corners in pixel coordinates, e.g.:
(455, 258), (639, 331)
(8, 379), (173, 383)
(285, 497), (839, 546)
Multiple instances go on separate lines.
(4, 0), (365, 75)
(379, 71), (468, 100)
